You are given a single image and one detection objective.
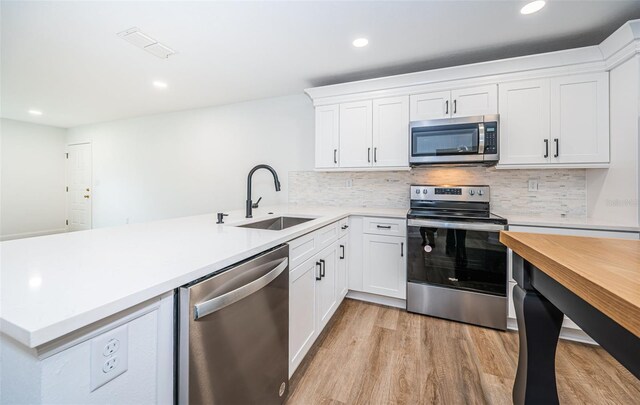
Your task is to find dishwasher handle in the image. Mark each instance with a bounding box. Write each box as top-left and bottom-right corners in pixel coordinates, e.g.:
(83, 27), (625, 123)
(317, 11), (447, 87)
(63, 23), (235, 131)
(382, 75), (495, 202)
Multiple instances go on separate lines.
(193, 257), (288, 320)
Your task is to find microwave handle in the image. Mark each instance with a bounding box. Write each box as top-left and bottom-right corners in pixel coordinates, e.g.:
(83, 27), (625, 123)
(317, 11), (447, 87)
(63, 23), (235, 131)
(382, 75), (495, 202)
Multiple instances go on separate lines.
(478, 123), (485, 154)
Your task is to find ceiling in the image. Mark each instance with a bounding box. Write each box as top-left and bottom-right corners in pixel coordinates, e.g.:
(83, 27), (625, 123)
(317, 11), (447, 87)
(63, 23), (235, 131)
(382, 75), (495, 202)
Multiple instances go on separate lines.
(2, 1), (640, 128)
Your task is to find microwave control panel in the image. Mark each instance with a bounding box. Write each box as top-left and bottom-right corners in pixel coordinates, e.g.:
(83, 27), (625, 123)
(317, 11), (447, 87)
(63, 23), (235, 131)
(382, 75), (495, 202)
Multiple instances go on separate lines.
(484, 122), (498, 154)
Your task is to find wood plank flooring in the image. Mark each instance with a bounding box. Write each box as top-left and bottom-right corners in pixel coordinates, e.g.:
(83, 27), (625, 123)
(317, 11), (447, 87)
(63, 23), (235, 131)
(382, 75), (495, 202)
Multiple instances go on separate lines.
(286, 299), (640, 405)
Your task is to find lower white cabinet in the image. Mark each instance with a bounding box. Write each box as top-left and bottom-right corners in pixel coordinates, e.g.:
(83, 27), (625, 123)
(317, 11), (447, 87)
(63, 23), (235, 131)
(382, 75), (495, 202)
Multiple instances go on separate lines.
(288, 221), (349, 377)
(362, 234), (407, 299)
(316, 241), (339, 331)
(337, 235), (349, 301)
(289, 256), (318, 375)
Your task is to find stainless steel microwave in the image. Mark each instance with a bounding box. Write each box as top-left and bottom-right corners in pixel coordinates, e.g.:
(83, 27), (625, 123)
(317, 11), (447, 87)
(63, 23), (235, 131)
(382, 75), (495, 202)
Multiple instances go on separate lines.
(409, 114), (499, 166)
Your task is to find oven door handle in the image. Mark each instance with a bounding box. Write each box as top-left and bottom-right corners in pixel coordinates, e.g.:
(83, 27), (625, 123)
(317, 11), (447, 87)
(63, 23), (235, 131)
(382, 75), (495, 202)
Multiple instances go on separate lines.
(408, 219), (506, 232)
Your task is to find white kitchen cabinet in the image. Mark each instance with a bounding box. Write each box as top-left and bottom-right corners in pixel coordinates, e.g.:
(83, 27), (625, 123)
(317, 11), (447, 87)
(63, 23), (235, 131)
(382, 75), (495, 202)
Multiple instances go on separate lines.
(372, 96), (409, 167)
(409, 85), (497, 121)
(316, 241), (339, 330)
(362, 234), (407, 299)
(409, 90), (450, 121)
(289, 256), (318, 376)
(450, 85), (498, 117)
(337, 235), (349, 301)
(288, 222), (345, 377)
(315, 104), (340, 168)
(498, 79), (551, 165)
(498, 72), (609, 167)
(339, 100), (373, 168)
(550, 73), (609, 164)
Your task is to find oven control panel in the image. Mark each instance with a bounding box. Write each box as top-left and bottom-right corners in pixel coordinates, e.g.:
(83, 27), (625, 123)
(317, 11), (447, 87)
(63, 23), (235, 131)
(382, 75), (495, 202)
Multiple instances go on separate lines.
(411, 185), (490, 202)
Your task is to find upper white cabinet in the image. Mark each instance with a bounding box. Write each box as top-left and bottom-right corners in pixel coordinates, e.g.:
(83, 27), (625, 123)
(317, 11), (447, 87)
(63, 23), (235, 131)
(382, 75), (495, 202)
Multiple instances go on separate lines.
(372, 96), (409, 167)
(317, 96), (410, 169)
(315, 105), (340, 168)
(499, 79), (551, 165)
(409, 90), (450, 120)
(409, 85), (498, 121)
(451, 85), (498, 117)
(550, 73), (609, 164)
(339, 101), (373, 168)
(498, 72), (609, 167)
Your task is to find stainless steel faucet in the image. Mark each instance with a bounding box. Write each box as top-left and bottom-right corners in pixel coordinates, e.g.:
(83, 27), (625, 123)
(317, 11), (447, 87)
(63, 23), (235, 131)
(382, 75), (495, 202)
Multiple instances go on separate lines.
(246, 164), (281, 218)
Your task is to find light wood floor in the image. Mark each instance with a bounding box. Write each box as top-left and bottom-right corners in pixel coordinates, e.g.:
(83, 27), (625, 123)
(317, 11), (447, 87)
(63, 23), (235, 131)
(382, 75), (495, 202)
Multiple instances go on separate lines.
(286, 299), (640, 405)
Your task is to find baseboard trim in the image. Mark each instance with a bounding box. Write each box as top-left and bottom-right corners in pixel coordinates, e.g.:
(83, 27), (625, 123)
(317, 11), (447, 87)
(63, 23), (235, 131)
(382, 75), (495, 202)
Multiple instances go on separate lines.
(1, 228), (67, 241)
(507, 317), (597, 345)
(346, 290), (406, 309)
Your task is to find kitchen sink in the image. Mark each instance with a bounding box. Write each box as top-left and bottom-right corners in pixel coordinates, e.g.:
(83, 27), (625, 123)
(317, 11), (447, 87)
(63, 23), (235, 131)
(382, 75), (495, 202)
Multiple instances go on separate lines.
(236, 216), (315, 231)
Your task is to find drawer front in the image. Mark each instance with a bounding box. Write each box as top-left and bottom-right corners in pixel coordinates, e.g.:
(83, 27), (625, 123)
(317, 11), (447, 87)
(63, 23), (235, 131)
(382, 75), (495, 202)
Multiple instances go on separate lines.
(317, 222), (340, 251)
(363, 217), (407, 237)
(338, 218), (350, 236)
(288, 231), (317, 270)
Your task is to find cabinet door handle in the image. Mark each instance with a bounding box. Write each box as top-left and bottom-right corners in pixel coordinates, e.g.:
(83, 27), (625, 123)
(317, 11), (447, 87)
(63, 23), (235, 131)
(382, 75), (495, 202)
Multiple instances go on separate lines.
(340, 245), (345, 259)
(315, 262), (322, 281)
(374, 147), (377, 163)
(453, 99), (457, 114)
(367, 147), (371, 163)
(401, 242), (404, 257)
(445, 100), (449, 115)
(319, 259), (325, 277)
(544, 139), (549, 158)
(334, 149), (337, 164)
(341, 224), (349, 230)
(553, 138), (559, 158)
(377, 225), (392, 229)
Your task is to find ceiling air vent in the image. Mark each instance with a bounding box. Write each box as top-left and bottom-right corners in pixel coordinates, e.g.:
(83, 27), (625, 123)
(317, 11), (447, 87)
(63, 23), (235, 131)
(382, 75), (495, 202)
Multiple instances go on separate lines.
(117, 27), (176, 59)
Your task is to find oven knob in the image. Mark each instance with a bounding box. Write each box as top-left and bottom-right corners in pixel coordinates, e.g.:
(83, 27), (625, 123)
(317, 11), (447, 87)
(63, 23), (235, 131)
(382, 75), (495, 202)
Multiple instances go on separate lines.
(478, 189), (484, 196)
(422, 189), (428, 194)
(468, 189), (475, 196)
(415, 189), (420, 194)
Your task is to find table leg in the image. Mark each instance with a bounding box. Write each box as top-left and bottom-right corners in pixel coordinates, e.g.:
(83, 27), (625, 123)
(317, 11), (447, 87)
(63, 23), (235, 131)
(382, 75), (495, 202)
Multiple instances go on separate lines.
(512, 256), (564, 405)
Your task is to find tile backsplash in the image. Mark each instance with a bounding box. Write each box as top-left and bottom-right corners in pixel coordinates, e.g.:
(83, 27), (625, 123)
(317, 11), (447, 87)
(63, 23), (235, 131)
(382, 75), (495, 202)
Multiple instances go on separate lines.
(288, 167), (586, 218)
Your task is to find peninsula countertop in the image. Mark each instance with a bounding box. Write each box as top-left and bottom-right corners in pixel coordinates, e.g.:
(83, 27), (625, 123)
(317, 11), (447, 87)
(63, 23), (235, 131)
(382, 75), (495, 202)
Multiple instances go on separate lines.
(500, 231), (640, 337)
(0, 205), (407, 348)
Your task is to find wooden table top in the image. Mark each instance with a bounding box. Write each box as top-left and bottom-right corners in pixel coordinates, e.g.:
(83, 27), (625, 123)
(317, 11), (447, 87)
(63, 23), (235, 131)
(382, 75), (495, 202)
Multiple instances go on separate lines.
(500, 231), (640, 338)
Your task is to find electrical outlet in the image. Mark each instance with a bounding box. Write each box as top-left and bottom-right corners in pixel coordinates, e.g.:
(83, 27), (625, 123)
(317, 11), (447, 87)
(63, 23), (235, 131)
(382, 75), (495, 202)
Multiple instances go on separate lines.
(90, 324), (128, 391)
(528, 179), (539, 192)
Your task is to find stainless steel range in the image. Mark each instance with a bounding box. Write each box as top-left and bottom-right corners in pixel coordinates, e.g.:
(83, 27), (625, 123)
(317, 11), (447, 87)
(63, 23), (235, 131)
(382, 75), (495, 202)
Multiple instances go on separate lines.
(406, 185), (508, 330)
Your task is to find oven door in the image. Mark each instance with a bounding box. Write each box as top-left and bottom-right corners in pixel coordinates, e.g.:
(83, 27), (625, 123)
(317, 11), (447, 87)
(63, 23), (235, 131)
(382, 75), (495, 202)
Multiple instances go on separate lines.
(410, 118), (485, 164)
(407, 219), (507, 296)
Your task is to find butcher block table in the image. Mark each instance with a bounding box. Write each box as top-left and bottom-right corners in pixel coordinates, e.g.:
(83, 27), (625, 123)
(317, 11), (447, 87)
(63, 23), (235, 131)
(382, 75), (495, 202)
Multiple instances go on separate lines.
(499, 231), (640, 405)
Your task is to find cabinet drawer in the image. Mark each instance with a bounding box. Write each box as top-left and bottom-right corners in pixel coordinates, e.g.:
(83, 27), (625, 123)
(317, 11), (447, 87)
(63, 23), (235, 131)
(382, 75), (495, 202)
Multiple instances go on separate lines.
(338, 218), (350, 237)
(317, 222), (340, 250)
(288, 231), (318, 270)
(363, 217), (406, 237)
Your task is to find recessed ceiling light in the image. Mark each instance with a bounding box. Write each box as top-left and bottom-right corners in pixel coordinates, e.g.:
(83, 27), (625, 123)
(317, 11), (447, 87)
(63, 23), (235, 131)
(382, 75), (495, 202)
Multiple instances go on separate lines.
(28, 109), (43, 116)
(352, 38), (369, 48)
(153, 81), (168, 89)
(521, 1), (546, 15)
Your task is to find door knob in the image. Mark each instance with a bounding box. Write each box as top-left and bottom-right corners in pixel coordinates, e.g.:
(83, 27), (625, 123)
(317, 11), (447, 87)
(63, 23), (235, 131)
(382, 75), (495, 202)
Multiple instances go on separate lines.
(86, 188), (90, 192)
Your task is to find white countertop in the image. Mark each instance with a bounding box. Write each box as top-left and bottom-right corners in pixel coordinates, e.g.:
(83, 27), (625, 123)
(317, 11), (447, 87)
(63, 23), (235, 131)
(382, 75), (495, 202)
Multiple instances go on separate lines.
(0, 205), (406, 348)
(500, 213), (640, 233)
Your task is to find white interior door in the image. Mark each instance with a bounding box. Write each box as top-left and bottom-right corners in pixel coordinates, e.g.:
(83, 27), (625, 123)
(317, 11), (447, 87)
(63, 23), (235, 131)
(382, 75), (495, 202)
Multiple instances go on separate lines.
(66, 143), (92, 231)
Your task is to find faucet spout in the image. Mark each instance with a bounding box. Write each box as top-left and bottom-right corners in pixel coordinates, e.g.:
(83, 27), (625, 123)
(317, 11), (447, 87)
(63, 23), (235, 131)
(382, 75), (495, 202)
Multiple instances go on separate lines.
(246, 164), (281, 218)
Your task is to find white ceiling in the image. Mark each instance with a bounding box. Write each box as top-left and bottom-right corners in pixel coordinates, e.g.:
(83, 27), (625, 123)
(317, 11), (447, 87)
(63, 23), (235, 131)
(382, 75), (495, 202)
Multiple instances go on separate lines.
(2, 1), (640, 128)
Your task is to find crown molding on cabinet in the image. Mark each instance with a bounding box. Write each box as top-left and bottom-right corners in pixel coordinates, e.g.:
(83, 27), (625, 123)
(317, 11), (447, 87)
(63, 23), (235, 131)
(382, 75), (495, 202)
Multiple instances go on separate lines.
(305, 20), (640, 105)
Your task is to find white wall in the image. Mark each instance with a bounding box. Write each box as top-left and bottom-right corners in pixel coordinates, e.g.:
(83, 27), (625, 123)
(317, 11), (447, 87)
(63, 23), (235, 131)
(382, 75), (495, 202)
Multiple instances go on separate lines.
(0, 118), (67, 239)
(67, 94), (314, 228)
(587, 55), (640, 225)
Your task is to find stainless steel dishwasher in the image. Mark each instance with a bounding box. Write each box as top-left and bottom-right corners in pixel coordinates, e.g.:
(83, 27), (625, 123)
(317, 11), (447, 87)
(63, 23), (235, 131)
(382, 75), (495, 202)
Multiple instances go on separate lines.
(178, 244), (289, 405)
